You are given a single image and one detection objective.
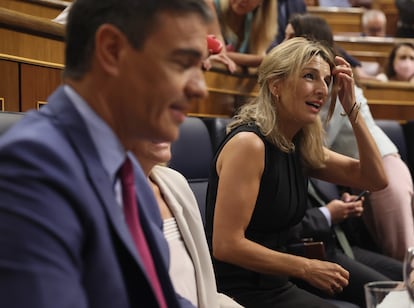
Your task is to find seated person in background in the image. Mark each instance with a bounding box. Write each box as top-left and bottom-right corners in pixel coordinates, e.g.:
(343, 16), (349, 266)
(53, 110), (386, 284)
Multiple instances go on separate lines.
(283, 13), (382, 80)
(131, 140), (243, 308)
(287, 13), (414, 262)
(289, 179), (403, 307)
(377, 42), (414, 83)
(361, 9), (387, 37)
(205, 37), (388, 308)
(204, 0), (238, 73)
(206, 0), (277, 68)
(319, 0), (372, 8)
(321, 85), (414, 262)
(269, 0), (307, 49)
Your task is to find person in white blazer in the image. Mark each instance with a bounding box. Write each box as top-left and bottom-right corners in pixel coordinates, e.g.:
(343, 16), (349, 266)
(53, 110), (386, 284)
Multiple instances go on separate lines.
(132, 140), (243, 308)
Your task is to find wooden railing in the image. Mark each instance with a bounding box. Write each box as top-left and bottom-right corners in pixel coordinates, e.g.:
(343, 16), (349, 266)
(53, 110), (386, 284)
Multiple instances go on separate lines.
(0, 7), (64, 63)
(359, 80), (414, 121)
(308, 2), (399, 37)
(308, 6), (365, 34)
(0, 0), (70, 19)
(334, 35), (414, 68)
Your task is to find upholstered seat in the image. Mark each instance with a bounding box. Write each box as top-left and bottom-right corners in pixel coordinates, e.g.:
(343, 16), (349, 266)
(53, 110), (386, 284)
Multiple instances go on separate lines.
(376, 119), (408, 162)
(169, 117), (213, 224)
(201, 117), (231, 151)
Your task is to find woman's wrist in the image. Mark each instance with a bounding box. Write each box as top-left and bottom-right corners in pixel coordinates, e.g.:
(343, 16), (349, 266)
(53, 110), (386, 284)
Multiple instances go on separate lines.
(340, 101), (361, 123)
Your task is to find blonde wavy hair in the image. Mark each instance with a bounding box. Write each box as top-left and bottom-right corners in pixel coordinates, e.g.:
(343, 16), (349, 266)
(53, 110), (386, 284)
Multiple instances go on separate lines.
(227, 37), (338, 169)
(217, 0), (277, 55)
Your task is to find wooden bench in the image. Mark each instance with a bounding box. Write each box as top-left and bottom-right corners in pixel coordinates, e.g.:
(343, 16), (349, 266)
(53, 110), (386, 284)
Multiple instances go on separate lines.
(0, 0), (70, 19)
(0, 7), (65, 63)
(308, 6), (364, 34)
(308, 0), (398, 36)
(359, 80), (414, 121)
(189, 65), (258, 117)
(334, 35), (413, 69)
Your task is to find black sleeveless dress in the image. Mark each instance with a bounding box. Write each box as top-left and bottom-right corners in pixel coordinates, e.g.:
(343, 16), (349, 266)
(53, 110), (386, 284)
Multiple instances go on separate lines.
(205, 123), (336, 308)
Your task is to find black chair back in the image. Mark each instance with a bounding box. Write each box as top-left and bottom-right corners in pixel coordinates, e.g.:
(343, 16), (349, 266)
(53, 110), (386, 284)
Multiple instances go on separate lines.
(0, 111), (24, 136)
(169, 117), (214, 224)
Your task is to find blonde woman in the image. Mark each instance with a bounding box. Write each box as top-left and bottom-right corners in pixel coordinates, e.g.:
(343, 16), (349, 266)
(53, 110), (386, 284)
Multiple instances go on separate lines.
(205, 37), (387, 307)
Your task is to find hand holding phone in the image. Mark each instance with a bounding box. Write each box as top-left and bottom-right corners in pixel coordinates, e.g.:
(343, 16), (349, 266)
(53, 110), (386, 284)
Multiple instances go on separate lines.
(354, 190), (369, 201)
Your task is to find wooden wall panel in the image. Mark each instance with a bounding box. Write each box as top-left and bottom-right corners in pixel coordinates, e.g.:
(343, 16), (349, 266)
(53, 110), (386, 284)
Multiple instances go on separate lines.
(360, 80), (414, 121)
(0, 28), (64, 64)
(0, 58), (19, 111)
(20, 62), (62, 111)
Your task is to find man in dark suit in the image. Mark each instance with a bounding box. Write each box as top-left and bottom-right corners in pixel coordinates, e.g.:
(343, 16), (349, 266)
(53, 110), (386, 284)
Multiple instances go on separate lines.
(268, 0), (307, 50)
(0, 0), (211, 307)
(289, 179), (403, 307)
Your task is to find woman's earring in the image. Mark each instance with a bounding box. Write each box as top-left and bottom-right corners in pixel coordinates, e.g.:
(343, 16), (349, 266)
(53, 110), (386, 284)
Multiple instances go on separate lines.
(275, 94), (279, 102)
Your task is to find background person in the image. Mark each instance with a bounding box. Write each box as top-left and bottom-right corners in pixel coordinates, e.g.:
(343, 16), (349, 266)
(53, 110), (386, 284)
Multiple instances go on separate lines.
(271, 0), (307, 47)
(206, 0), (277, 67)
(0, 0), (211, 307)
(284, 12), (414, 262)
(377, 42), (414, 83)
(361, 9), (387, 37)
(289, 179), (403, 307)
(321, 85), (414, 261)
(132, 140), (244, 308)
(283, 13), (381, 80)
(205, 37), (387, 308)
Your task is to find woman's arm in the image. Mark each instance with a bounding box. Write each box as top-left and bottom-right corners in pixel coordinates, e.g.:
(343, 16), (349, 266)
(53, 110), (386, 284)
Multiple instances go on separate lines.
(204, 0), (237, 72)
(310, 57), (388, 190)
(225, 51), (264, 67)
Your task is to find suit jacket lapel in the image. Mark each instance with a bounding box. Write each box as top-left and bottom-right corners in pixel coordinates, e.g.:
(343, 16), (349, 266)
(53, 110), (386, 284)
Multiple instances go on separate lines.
(44, 87), (145, 268)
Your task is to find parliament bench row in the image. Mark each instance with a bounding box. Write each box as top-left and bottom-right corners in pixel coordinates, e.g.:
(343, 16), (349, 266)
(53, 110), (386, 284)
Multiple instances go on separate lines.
(1, 111), (413, 208)
(168, 116), (414, 225)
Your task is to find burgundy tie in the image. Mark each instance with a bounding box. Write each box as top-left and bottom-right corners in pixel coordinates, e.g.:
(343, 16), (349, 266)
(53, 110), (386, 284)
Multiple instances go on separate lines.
(120, 158), (167, 308)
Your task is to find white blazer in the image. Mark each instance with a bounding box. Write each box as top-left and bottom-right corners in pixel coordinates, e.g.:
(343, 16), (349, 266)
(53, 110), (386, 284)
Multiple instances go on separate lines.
(150, 165), (243, 308)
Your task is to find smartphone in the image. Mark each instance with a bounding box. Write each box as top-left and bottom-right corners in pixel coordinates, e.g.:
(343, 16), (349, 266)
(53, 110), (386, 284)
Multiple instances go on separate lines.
(355, 190), (369, 201)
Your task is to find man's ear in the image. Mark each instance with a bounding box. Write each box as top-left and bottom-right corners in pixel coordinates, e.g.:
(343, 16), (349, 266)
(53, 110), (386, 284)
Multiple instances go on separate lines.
(94, 24), (128, 76)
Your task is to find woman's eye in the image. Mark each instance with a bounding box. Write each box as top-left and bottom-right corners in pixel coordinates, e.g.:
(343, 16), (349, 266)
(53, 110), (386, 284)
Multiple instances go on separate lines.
(304, 73), (314, 80)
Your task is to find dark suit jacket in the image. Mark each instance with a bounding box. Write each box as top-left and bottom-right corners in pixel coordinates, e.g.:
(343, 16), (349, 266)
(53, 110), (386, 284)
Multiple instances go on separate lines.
(0, 87), (193, 308)
(268, 0), (307, 50)
(288, 179), (340, 250)
(289, 179), (376, 252)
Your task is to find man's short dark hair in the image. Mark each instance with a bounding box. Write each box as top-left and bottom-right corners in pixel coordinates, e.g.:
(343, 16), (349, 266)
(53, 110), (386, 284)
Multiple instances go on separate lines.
(64, 0), (212, 79)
